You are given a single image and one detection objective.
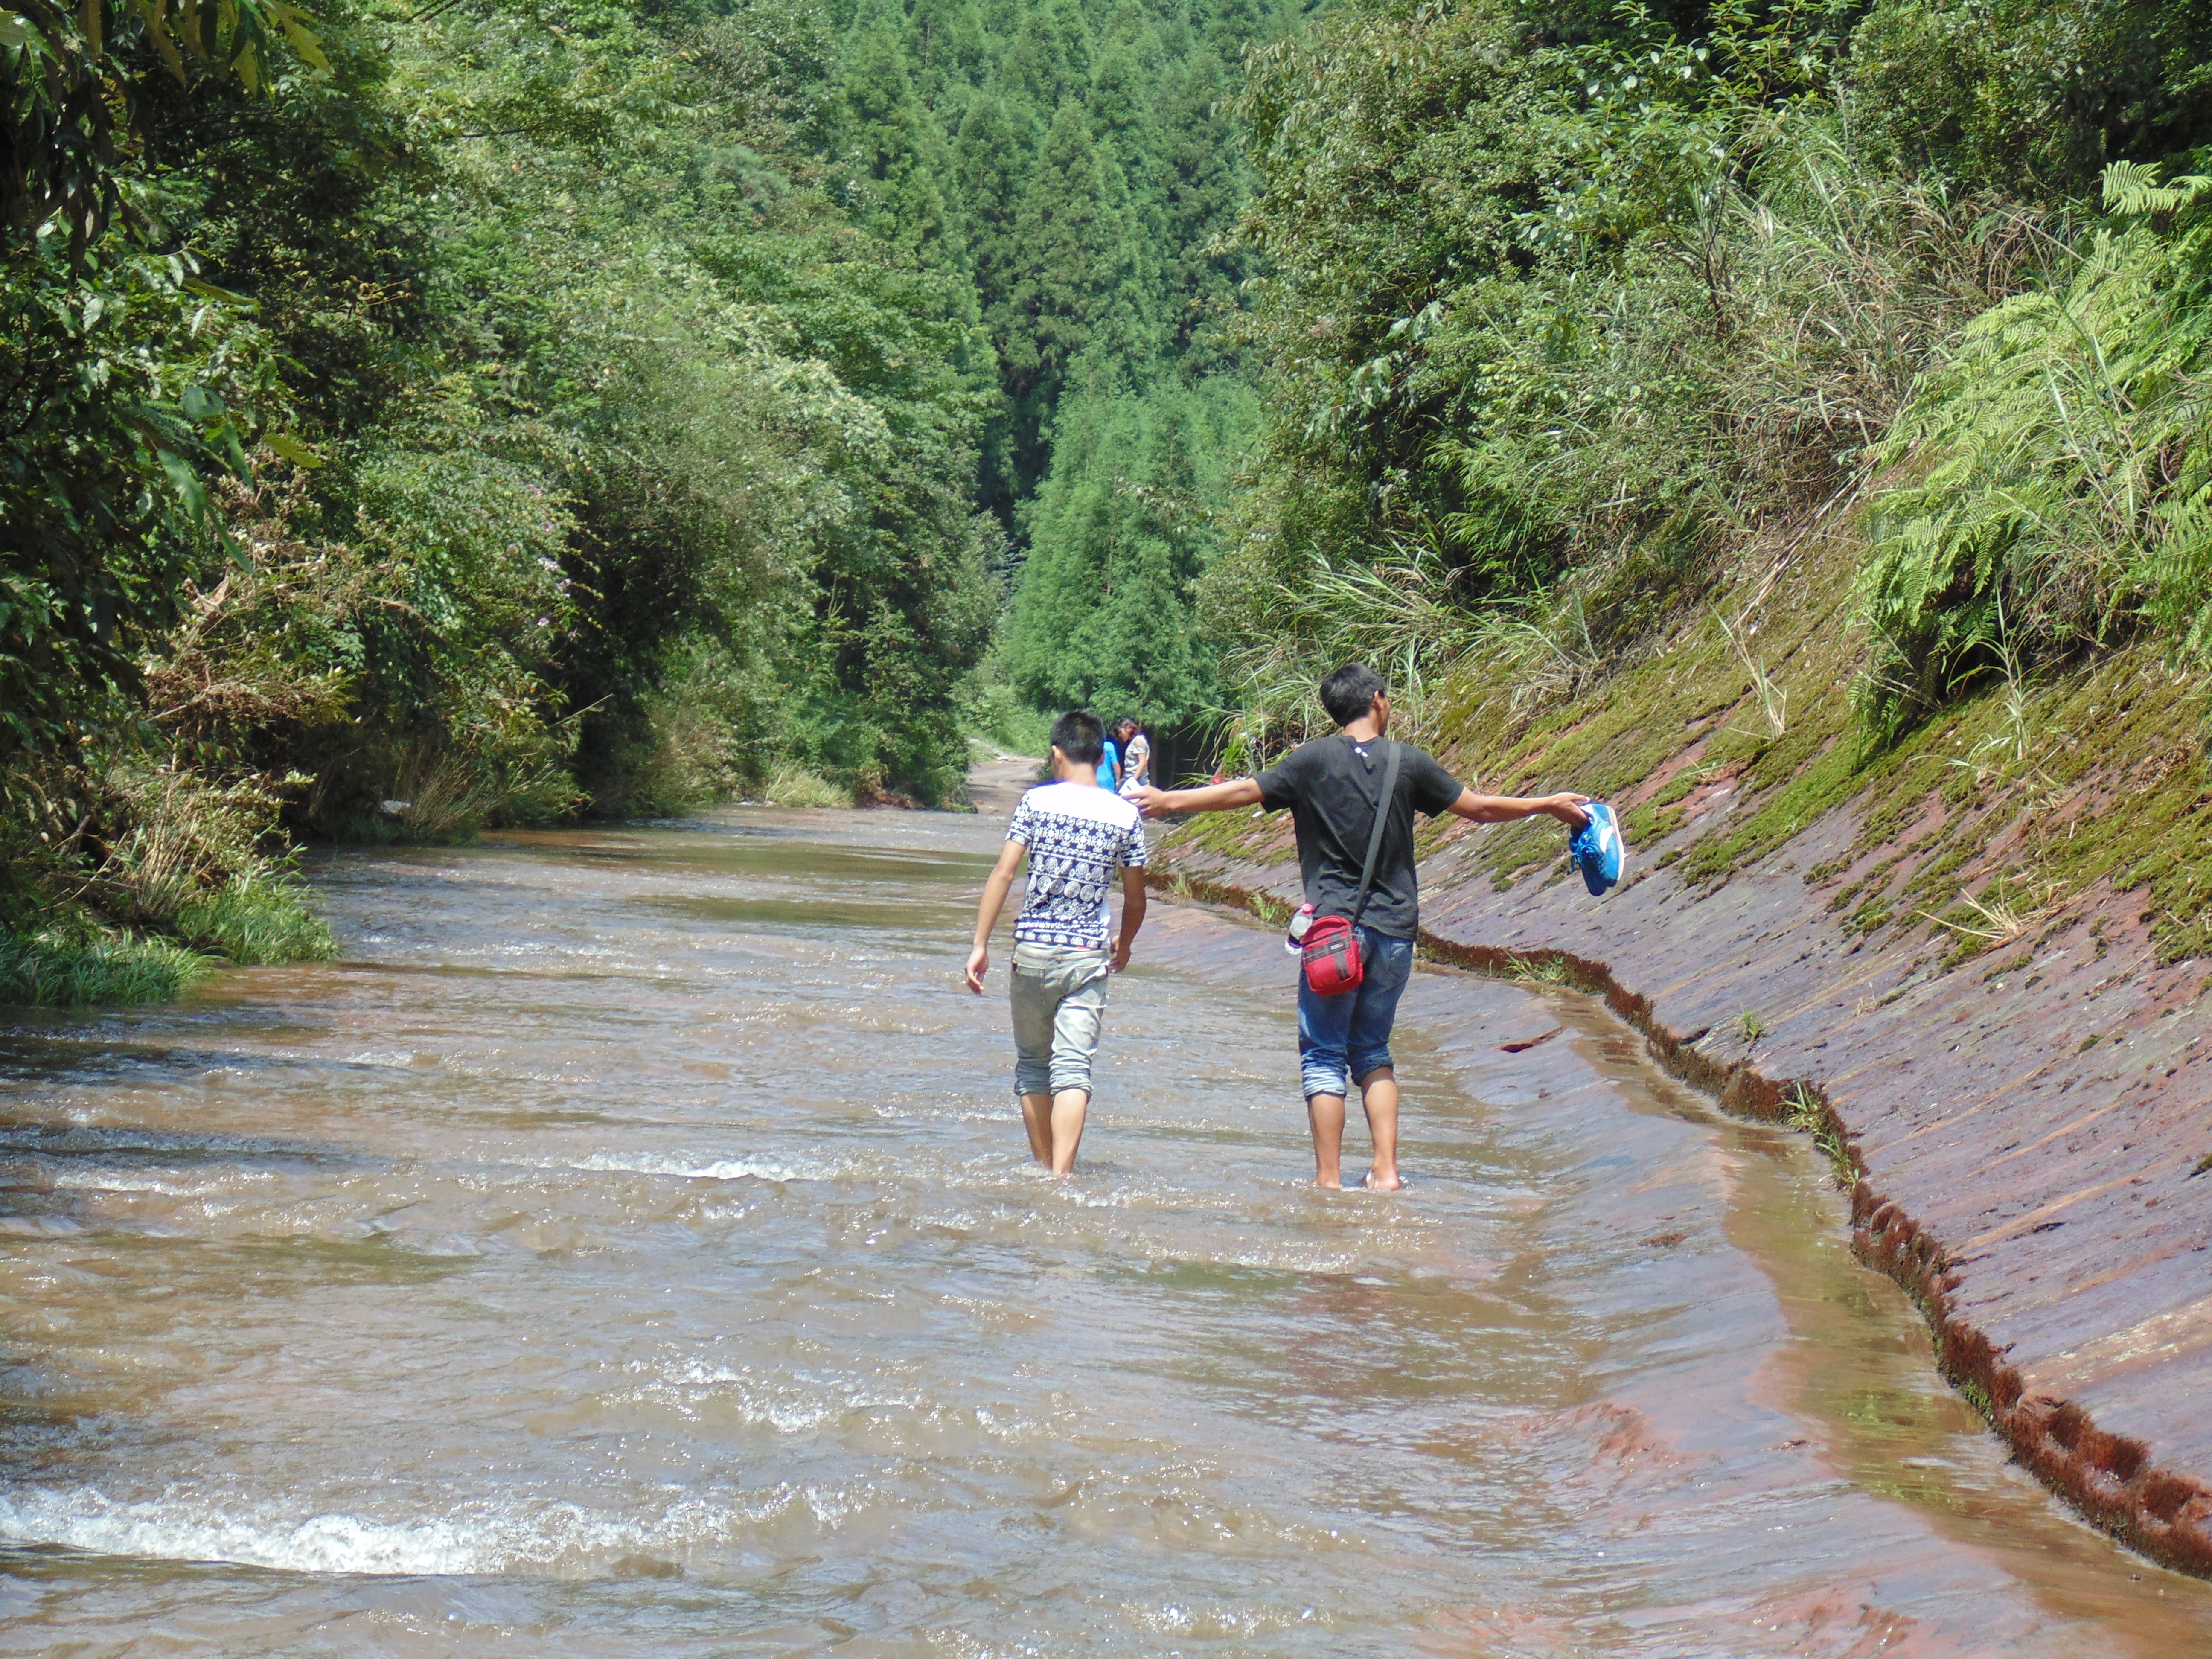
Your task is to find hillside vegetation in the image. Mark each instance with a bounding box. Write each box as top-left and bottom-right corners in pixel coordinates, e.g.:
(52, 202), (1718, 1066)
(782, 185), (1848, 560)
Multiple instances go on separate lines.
(6, 0), (2212, 1001)
(1199, 0), (2212, 963)
(2, 0), (1277, 998)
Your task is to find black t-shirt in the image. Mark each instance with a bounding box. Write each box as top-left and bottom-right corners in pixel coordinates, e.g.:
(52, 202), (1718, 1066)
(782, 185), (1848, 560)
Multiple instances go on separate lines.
(1255, 734), (1464, 940)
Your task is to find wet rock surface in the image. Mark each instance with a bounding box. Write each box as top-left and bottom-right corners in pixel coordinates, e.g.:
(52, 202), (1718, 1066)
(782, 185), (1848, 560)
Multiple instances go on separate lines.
(1155, 791), (2212, 1575)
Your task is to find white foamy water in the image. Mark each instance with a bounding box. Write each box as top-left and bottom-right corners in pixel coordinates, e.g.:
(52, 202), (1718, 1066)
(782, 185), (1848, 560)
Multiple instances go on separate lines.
(0, 1486), (802, 1576)
(559, 1150), (850, 1185)
(0, 803), (2206, 1657)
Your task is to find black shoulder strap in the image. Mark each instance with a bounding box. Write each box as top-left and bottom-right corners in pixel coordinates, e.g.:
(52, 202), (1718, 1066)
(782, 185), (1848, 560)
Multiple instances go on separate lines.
(1348, 738), (1401, 931)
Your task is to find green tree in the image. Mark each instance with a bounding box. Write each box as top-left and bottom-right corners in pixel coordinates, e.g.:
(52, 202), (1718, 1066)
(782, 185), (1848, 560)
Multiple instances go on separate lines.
(905, 0), (989, 100)
(2, 0), (327, 767)
(827, 5), (967, 268)
(1154, 46), (1249, 364)
(1004, 366), (1253, 724)
(997, 0), (1091, 119)
(952, 90), (1033, 518)
(1004, 99), (1150, 487)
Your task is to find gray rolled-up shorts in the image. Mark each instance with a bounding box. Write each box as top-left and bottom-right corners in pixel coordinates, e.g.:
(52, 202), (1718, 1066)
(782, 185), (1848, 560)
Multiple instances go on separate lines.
(1009, 941), (1111, 1096)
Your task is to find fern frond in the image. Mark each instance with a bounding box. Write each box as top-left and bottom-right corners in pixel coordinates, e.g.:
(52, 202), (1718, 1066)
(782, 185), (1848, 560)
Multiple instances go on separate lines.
(1855, 160), (2212, 739)
(2102, 160), (2212, 220)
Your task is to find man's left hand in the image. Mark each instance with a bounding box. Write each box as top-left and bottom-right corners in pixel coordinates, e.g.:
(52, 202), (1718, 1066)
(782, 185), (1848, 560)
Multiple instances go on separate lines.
(1129, 785), (1170, 819)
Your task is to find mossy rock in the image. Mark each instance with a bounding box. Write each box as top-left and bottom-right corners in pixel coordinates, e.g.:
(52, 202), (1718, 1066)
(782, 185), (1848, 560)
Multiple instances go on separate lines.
(1167, 504), (2212, 966)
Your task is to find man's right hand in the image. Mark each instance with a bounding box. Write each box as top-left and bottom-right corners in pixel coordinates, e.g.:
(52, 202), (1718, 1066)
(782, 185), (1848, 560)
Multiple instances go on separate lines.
(964, 943), (989, 994)
(1130, 784), (1171, 819)
(1546, 792), (1594, 830)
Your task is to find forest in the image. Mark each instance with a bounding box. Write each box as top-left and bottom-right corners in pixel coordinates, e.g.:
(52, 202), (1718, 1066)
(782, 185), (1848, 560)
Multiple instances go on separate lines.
(5, 0), (2211, 1001)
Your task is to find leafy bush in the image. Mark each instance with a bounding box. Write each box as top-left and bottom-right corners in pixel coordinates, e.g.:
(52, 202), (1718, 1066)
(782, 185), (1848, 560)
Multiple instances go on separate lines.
(1855, 162), (2212, 742)
(0, 233), (282, 766)
(1847, 0), (2212, 196)
(1209, 0), (2031, 751)
(624, 636), (773, 817)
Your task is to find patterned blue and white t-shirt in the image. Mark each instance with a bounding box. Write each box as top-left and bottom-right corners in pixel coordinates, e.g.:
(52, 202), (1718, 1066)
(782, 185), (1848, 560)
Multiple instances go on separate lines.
(1006, 781), (1149, 950)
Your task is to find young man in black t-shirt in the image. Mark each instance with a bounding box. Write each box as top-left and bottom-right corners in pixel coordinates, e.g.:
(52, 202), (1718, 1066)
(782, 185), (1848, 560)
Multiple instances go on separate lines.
(1131, 664), (1589, 1191)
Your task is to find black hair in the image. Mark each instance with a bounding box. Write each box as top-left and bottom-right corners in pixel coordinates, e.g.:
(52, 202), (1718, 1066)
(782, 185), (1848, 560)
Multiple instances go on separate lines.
(1318, 663), (1387, 727)
(1113, 716), (1139, 737)
(1050, 710), (1106, 766)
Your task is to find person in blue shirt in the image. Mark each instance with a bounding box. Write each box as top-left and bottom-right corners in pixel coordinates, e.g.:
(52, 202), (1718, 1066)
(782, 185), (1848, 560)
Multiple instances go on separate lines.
(1095, 735), (1119, 790)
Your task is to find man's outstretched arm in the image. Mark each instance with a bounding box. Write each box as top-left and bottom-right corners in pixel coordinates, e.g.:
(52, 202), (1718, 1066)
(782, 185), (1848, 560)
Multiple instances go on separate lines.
(1131, 777), (1261, 818)
(1448, 789), (1592, 829)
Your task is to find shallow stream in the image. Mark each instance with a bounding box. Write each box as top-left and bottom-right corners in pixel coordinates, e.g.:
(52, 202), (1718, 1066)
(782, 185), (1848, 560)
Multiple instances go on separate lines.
(3, 800), (2209, 1655)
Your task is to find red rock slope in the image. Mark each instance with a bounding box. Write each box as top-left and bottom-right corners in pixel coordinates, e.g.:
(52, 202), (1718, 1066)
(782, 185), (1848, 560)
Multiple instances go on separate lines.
(1155, 527), (2212, 1574)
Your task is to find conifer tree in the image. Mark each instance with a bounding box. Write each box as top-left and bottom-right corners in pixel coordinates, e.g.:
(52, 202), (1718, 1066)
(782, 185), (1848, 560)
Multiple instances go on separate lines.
(953, 92), (1033, 518)
(829, 5), (967, 271)
(1004, 366), (1222, 724)
(1005, 99), (1142, 489)
(998, 0), (1092, 121)
(1155, 47), (1249, 365)
(1090, 6), (1167, 178)
(904, 0), (989, 103)
(1090, 10), (1170, 307)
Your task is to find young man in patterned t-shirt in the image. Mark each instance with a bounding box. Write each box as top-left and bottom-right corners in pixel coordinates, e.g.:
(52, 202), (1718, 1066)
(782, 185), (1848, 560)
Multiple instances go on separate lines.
(966, 711), (1148, 1175)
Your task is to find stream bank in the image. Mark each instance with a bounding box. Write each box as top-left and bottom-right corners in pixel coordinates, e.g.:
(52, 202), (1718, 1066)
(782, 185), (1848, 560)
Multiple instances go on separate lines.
(1153, 523), (2212, 1577)
(1156, 842), (2212, 1575)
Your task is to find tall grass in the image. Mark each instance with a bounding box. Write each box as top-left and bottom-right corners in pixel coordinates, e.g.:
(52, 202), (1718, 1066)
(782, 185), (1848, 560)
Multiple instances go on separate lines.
(0, 930), (210, 1007)
(1212, 94), (2040, 760)
(1427, 131), (2038, 614)
(173, 872), (339, 966)
(1213, 539), (1611, 768)
(0, 758), (340, 1007)
(758, 765), (854, 809)
(380, 723), (584, 840)
(1214, 539), (1475, 764)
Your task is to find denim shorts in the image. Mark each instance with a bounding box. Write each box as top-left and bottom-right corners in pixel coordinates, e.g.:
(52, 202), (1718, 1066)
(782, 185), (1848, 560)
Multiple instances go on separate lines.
(1009, 942), (1112, 1096)
(1296, 927), (1415, 1100)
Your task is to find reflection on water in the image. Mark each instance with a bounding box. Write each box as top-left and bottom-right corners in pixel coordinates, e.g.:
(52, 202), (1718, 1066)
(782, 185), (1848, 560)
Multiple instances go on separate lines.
(0, 806), (2206, 1656)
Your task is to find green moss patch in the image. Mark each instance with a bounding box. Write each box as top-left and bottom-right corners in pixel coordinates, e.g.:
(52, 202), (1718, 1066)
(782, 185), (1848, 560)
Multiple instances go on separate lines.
(1166, 505), (2212, 966)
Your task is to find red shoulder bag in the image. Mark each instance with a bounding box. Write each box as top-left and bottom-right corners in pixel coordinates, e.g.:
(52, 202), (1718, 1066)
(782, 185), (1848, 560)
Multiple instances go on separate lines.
(1298, 739), (1400, 997)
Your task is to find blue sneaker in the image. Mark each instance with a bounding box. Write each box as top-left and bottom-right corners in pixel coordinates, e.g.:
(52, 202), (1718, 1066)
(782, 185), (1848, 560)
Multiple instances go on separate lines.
(1570, 801), (1624, 896)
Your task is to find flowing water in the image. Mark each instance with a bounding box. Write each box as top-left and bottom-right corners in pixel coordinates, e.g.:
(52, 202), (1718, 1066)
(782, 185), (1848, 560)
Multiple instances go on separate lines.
(3, 791), (2210, 1656)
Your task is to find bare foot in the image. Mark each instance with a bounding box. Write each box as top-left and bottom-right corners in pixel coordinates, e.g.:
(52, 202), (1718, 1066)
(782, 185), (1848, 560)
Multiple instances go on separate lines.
(1362, 1169), (1403, 1192)
(1315, 1175), (1343, 1190)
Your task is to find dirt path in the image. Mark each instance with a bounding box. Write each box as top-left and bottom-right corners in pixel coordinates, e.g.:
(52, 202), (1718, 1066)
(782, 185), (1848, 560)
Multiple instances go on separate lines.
(965, 749), (1043, 818)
